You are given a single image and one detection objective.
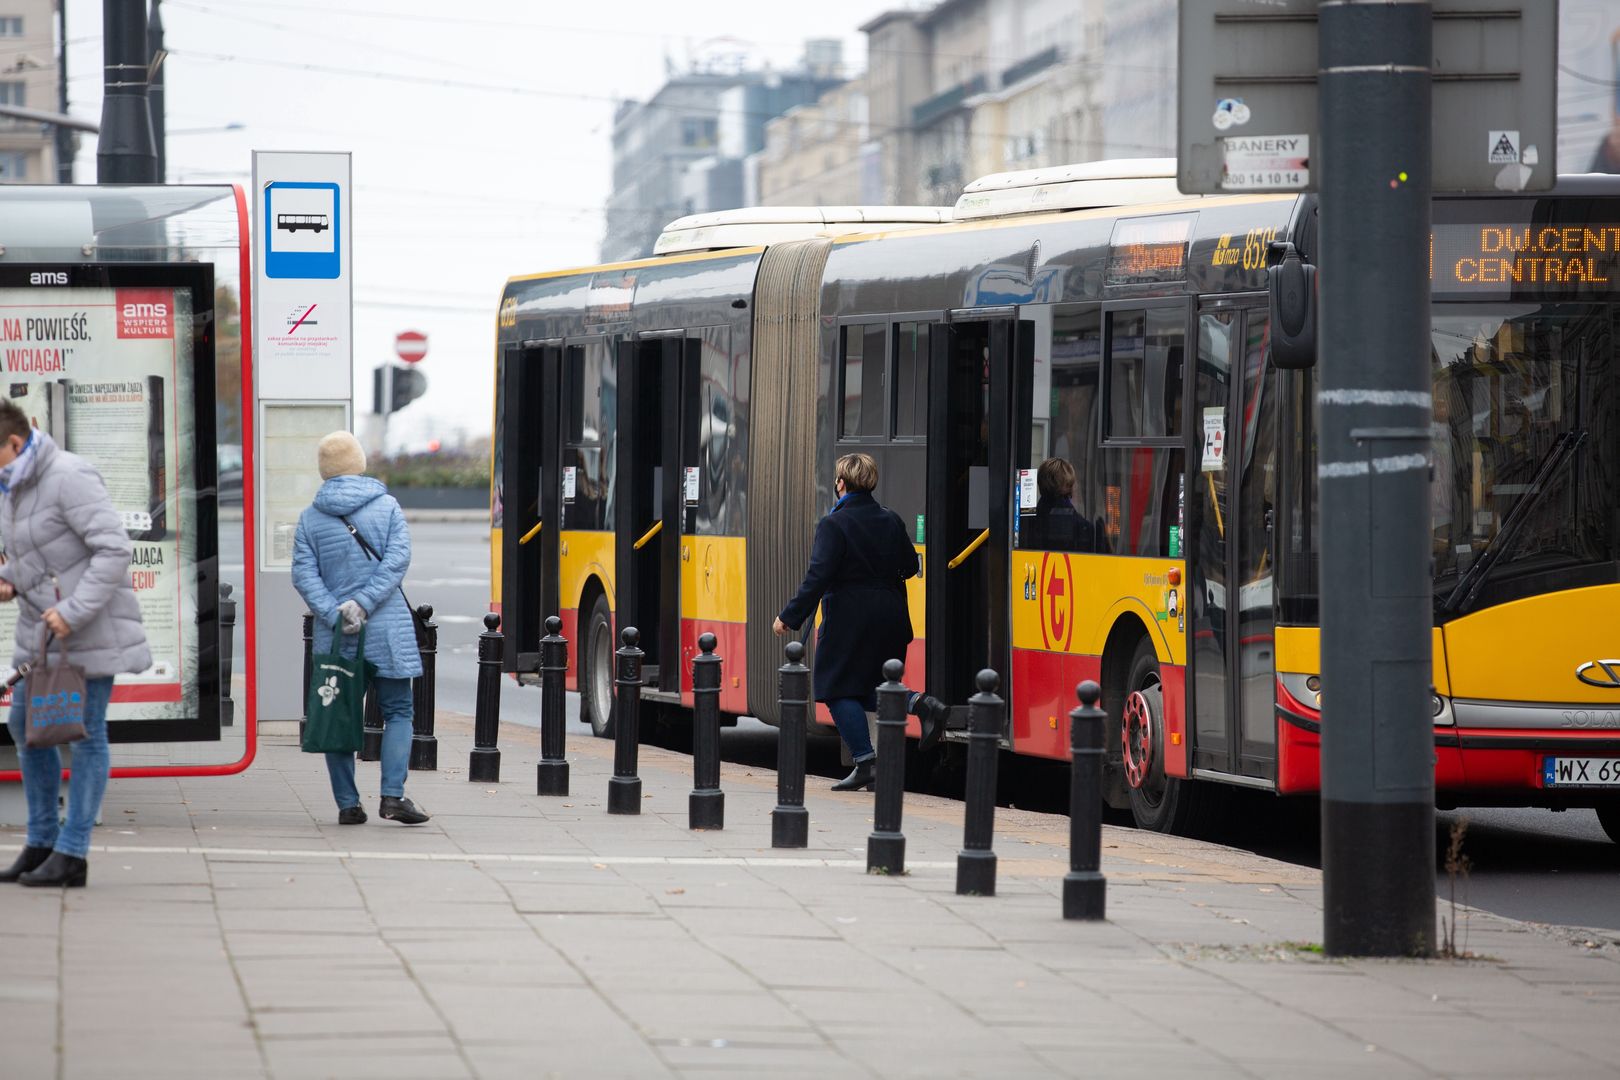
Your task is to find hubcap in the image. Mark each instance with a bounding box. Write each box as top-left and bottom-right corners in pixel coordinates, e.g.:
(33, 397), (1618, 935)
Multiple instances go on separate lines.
(1122, 684), (1160, 791)
(590, 618), (612, 725)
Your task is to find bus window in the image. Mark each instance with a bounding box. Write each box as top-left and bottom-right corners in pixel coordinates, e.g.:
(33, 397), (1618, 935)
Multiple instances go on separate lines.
(1020, 307), (1104, 552)
(893, 322), (928, 439)
(1431, 304), (1617, 612)
(562, 342), (609, 532)
(840, 323), (887, 439)
(699, 325), (738, 535)
(1106, 307), (1185, 440)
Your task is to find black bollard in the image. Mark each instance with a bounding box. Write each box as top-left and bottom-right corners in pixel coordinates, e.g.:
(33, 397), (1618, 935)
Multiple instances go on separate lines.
(219, 582), (236, 728)
(689, 632), (724, 830)
(771, 641), (810, 848)
(469, 613), (503, 783)
(1064, 680), (1108, 920)
(300, 611), (313, 741)
(957, 669), (1003, 896)
(537, 615), (570, 796)
(409, 604), (439, 770)
(867, 659), (909, 875)
(607, 626), (644, 815)
(360, 681), (383, 761)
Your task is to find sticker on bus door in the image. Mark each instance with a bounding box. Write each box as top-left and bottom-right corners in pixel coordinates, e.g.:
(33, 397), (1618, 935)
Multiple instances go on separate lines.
(683, 467), (700, 505)
(1202, 408), (1226, 471)
(562, 466), (576, 502)
(1017, 469), (1037, 513)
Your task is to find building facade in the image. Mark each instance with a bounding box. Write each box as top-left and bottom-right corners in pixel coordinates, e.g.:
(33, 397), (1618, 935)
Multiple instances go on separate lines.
(0, 0), (64, 184)
(601, 46), (845, 262)
(752, 77), (876, 207)
(857, 0), (1104, 208)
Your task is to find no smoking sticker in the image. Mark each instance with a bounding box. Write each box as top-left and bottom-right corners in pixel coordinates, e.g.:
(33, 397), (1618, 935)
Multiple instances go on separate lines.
(1202, 407), (1226, 472)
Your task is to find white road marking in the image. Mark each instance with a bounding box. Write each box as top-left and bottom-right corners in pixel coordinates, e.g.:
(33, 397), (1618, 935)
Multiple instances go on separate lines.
(92, 843), (956, 870)
(406, 578), (487, 588)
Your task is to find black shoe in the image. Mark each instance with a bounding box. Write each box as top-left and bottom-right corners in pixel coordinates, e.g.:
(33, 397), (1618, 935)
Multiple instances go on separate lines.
(19, 851), (87, 888)
(911, 694), (948, 753)
(831, 760), (876, 792)
(338, 805), (367, 825)
(0, 845), (53, 883)
(379, 796), (429, 825)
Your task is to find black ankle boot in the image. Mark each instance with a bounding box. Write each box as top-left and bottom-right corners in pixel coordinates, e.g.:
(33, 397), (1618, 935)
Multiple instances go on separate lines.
(911, 694), (948, 753)
(0, 845), (52, 883)
(832, 760), (876, 791)
(19, 851), (88, 888)
(379, 796), (430, 825)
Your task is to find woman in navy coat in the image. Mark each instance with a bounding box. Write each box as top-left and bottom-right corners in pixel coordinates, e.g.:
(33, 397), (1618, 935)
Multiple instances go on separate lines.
(774, 453), (945, 790)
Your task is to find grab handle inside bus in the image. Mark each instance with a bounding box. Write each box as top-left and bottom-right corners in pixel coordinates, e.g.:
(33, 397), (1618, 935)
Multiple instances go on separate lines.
(633, 519), (664, 551)
(948, 529), (990, 570)
(518, 520), (543, 546)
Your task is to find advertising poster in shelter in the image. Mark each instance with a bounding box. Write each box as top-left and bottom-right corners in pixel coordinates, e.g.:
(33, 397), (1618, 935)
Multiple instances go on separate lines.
(0, 286), (198, 723)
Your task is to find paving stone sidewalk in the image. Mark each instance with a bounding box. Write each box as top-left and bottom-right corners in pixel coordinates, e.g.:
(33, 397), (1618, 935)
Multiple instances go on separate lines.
(2, 715), (1617, 1080)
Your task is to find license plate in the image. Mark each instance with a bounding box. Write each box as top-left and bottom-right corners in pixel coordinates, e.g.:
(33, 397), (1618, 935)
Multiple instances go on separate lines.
(1542, 757), (1620, 787)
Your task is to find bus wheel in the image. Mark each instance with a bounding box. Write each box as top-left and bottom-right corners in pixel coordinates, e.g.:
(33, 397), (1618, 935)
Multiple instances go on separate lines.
(579, 594), (615, 739)
(1122, 638), (1197, 834)
(1597, 801), (1620, 845)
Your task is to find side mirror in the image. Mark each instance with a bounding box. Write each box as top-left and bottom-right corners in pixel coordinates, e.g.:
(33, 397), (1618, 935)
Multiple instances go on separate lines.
(1267, 241), (1316, 370)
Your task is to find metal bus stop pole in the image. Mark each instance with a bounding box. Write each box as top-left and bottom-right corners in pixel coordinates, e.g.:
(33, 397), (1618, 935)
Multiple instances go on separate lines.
(1316, 0), (1436, 957)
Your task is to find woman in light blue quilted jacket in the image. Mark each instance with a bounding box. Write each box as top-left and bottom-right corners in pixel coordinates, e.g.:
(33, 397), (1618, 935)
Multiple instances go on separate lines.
(291, 431), (429, 826)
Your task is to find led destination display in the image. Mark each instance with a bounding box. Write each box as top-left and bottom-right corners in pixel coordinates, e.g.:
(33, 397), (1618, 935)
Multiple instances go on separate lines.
(1431, 204), (1620, 297)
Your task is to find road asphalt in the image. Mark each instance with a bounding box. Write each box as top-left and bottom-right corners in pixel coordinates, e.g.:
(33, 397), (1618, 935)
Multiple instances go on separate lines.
(1, 717), (1616, 1079)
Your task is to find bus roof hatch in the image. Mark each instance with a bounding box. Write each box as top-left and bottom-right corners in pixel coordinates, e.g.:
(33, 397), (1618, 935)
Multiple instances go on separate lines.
(953, 157), (1192, 221)
(653, 206), (952, 255)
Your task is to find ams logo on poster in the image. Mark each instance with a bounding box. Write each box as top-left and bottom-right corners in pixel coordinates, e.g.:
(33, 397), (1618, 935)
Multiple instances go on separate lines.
(115, 288), (173, 340)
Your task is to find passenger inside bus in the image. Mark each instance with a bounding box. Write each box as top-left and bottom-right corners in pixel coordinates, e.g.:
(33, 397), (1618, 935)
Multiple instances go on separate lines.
(1022, 457), (1099, 553)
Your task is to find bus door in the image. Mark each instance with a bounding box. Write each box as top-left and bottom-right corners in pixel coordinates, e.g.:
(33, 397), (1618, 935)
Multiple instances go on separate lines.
(1189, 306), (1278, 780)
(500, 342), (563, 673)
(616, 332), (699, 696)
(926, 312), (1029, 719)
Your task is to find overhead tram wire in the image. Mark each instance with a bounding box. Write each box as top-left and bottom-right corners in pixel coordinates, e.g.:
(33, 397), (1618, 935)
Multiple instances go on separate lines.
(165, 0), (1176, 74)
(165, 46), (1178, 161)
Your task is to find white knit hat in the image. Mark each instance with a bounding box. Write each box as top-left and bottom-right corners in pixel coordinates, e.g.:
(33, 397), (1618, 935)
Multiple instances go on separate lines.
(317, 431), (367, 480)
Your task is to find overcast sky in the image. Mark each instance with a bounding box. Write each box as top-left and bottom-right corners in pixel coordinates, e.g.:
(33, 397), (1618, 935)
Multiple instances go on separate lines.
(62, 0), (898, 451)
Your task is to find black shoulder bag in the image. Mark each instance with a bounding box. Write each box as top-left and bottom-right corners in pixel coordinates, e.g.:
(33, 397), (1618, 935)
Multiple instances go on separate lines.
(340, 515), (428, 634)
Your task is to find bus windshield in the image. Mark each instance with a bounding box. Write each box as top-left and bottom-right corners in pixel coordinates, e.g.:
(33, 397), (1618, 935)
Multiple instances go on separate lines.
(1430, 303), (1619, 613)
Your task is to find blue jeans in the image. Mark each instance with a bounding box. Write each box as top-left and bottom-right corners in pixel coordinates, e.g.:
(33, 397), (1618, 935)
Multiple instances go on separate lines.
(6, 676), (117, 859)
(325, 676), (413, 808)
(826, 697), (875, 763)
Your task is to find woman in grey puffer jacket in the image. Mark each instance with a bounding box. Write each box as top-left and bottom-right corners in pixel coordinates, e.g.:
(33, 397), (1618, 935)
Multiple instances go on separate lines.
(291, 431), (429, 826)
(0, 399), (152, 889)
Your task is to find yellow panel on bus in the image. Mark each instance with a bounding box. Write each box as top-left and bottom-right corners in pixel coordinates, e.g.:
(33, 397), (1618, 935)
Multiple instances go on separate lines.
(1441, 584), (1620, 704)
(679, 536), (748, 623)
(1009, 551), (1187, 666)
(1274, 625), (1451, 696)
(559, 529), (616, 612)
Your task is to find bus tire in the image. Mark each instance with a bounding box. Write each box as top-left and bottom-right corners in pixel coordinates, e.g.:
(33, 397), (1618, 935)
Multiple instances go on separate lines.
(1121, 637), (1202, 835)
(580, 593), (615, 739)
(1597, 800), (1620, 845)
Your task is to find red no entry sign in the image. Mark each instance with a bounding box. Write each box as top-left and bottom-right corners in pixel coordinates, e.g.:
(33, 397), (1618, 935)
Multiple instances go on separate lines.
(395, 330), (427, 364)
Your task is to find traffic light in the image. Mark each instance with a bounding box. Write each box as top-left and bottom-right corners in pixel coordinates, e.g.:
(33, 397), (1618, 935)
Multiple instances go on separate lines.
(373, 364), (427, 414)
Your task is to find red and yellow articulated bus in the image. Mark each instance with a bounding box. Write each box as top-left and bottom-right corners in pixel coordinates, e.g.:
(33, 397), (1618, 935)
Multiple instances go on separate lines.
(492, 162), (1620, 841)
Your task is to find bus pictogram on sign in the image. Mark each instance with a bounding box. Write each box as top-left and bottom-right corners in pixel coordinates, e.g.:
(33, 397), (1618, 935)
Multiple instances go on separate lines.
(1040, 552), (1075, 651)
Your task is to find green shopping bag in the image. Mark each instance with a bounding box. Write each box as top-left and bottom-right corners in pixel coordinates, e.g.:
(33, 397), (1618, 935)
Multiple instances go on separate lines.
(301, 619), (376, 754)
